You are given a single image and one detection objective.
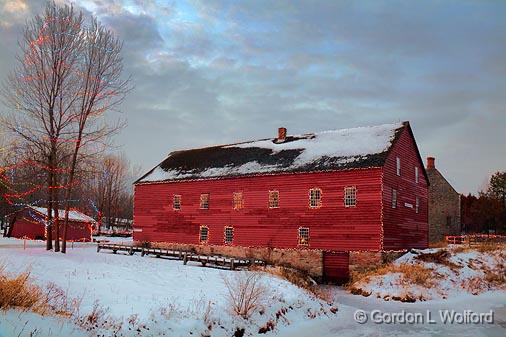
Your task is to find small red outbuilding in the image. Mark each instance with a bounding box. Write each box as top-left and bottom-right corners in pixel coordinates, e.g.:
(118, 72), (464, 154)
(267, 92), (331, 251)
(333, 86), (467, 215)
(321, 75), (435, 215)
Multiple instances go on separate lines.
(7, 206), (95, 242)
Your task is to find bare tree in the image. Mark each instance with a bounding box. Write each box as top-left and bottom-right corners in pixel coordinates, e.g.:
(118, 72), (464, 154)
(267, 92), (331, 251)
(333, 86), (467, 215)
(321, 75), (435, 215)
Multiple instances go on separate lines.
(84, 154), (133, 234)
(1, 2), (129, 253)
(1, 2), (84, 251)
(61, 17), (130, 253)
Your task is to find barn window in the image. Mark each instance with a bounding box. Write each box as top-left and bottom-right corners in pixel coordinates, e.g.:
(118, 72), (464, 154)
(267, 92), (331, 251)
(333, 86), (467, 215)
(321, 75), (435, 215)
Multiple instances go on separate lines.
(199, 226), (209, 243)
(415, 166), (419, 183)
(173, 195), (181, 210)
(200, 193), (209, 209)
(269, 190), (279, 208)
(392, 189), (397, 209)
(233, 192), (243, 210)
(309, 188), (322, 208)
(344, 186), (357, 207)
(446, 216), (452, 227)
(224, 226), (234, 244)
(396, 157), (401, 176)
(298, 227), (309, 246)
(415, 196), (420, 214)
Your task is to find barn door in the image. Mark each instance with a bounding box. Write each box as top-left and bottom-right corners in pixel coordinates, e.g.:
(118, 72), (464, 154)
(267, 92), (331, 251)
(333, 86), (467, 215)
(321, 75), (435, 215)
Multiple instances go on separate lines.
(323, 251), (350, 284)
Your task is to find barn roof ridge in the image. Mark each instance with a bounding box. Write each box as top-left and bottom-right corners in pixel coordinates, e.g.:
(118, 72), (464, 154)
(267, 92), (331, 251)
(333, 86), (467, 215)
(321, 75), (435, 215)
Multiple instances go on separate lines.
(136, 121), (409, 184)
(27, 205), (96, 223)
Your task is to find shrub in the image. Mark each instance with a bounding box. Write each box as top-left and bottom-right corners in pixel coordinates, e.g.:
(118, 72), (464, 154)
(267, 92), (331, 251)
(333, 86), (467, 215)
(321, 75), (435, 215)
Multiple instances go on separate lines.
(222, 272), (267, 319)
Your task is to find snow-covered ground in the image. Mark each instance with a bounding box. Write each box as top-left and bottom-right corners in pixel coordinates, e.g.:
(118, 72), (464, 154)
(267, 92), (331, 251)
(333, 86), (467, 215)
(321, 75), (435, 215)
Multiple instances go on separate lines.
(0, 238), (505, 337)
(0, 237), (334, 337)
(278, 288), (506, 337)
(351, 246), (506, 301)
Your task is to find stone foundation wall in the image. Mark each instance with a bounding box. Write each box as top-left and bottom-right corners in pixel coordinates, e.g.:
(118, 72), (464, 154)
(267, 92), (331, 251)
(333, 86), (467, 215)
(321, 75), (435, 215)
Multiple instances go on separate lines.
(145, 242), (324, 279)
(137, 241), (407, 281)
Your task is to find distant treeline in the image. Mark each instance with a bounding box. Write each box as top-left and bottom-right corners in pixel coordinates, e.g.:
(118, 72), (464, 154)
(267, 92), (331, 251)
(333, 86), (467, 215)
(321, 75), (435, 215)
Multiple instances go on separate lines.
(461, 171), (506, 234)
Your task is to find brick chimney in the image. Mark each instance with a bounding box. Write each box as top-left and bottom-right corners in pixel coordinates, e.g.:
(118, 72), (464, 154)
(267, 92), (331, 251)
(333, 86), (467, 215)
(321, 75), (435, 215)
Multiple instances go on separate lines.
(427, 156), (435, 169)
(277, 127), (287, 142)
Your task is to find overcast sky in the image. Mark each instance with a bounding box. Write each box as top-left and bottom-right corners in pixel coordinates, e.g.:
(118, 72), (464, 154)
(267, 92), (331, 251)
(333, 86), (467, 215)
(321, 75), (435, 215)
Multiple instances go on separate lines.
(1, 0), (505, 194)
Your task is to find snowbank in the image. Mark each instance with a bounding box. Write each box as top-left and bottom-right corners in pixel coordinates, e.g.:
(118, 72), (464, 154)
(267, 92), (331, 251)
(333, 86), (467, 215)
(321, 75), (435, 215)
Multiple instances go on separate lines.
(350, 246), (506, 302)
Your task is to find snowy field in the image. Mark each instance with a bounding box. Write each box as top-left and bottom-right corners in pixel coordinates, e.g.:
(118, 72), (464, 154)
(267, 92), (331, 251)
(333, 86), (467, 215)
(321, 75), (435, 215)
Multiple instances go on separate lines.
(0, 237), (334, 337)
(0, 237), (505, 337)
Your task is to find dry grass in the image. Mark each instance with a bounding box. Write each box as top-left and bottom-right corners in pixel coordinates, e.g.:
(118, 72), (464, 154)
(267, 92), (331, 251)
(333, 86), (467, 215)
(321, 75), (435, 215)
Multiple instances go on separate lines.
(250, 265), (315, 289)
(350, 263), (436, 288)
(0, 264), (80, 318)
(484, 270), (506, 285)
(475, 242), (505, 253)
(429, 241), (448, 248)
(0, 268), (45, 313)
(348, 263), (436, 302)
(249, 265), (334, 302)
(414, 250), (460, 269)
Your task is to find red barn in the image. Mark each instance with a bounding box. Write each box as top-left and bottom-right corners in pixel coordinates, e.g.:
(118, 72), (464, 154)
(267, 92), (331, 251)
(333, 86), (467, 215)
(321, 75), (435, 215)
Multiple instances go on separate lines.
(7, 206), (95, 242)
(133, 122), (428, 282)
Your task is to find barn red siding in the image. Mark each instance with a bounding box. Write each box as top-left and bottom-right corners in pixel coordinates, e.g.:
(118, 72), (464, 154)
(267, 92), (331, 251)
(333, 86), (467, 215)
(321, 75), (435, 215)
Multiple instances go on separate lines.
(382, 128), (429, 250)
(10, 216), (45, 240)
(134, 169), (383, 251)
(63, 221), (93, 242)
(9, 209), (92, 242)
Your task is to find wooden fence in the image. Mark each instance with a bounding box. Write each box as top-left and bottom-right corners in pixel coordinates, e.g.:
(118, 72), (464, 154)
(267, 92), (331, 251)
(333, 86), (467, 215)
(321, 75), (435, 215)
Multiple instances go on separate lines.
(96, 243), (265, 270)
(445, 234), (506, 246)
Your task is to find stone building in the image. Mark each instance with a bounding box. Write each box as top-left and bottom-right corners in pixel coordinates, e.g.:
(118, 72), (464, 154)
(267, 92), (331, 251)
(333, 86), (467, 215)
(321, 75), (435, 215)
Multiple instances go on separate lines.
(426, 157), (461, 243)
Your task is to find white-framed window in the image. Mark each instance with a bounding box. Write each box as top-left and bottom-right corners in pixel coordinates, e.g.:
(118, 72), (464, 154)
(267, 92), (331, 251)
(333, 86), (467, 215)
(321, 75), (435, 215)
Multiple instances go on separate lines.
(344, 186), (357, 207)
(173, 195), (181, 210)
(396, 157), (401, 176)
(268, 190), (279, 208)
(415, 167), (419, 183)
(298, 227), (310, 246)
(309, 188), (322, 208)
(200, 193), (209, 209)
(415, 196), (420, 214)
(199, 225), (209, 243)
(392, 189), (397, 209)
(224, 226), (234, 244)
(233, 192), (243, 210)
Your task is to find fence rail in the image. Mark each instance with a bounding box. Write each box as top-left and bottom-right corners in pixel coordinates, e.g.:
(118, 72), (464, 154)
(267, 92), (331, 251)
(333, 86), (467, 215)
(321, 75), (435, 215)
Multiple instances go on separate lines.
(445, 234), (506, 246)
(96, 243), (265, 270)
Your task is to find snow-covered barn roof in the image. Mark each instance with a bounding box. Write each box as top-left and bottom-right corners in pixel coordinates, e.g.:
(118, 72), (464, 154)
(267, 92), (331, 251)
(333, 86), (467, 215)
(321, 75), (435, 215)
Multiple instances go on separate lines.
(136, 122), (409, 184)
(28, 206), (96, 223)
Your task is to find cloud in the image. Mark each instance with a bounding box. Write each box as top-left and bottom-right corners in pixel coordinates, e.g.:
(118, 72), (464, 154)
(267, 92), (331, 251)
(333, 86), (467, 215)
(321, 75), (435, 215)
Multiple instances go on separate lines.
(0, 0), (505, 193)
(3, 0), (28, 13)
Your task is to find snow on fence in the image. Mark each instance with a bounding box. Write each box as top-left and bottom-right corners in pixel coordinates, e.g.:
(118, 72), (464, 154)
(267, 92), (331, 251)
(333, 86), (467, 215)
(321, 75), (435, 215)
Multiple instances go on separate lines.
(96, 243), (265, 270)
(445, 234), (506, 245)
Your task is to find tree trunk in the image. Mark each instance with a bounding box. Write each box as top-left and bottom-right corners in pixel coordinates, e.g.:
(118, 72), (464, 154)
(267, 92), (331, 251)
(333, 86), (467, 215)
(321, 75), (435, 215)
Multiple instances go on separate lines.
(46, 156), (53, 251)
(53, 176), (60, 252)
(61, 138), (81, 253)
(52, 144), (60, 252)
